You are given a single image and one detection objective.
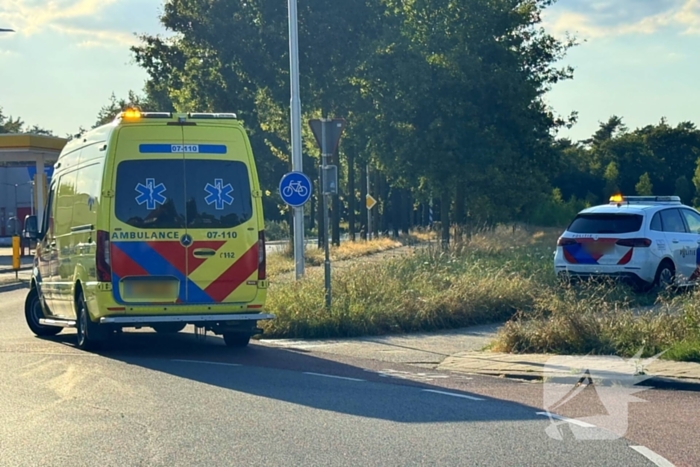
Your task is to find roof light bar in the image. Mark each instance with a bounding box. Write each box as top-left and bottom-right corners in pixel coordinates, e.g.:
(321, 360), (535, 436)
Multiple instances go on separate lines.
(187, 112), (238, 119)
(609, 195), (681, 205)
(116, 109), (173, 120)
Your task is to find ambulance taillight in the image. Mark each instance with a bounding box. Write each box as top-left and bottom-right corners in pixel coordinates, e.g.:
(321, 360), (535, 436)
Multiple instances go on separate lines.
(96, 230), (112, 282)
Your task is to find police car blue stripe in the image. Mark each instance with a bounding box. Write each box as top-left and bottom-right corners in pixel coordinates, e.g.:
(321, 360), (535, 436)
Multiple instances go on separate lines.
(139, 144), (227, 154)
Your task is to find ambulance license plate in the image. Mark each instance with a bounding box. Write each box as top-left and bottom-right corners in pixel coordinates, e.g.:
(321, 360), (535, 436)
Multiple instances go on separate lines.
(124, 280), (177, 298)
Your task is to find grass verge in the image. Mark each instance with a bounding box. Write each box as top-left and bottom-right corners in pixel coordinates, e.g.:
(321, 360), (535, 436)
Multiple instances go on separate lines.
(491, 284), (700, 361)
(261, 224), (700, 362)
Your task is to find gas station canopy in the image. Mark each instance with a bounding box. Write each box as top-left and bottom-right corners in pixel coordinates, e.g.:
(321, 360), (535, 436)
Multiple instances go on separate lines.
(0, 134), (67, 229)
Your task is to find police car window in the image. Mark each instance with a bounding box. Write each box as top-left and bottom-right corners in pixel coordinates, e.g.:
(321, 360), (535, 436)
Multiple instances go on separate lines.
(567, 214), (643, 234)
(650, 212), (662, 231)
(184, 160), (253, 229)
(660, 209), (687, 233)
(115, 160), (186, 229)
(681, 209), (700, 234)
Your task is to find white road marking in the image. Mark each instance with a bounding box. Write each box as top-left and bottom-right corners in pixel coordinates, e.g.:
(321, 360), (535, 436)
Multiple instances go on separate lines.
(630, 446), (676, 467)
(422, 389), (484, 401)
(303, 372), (365, 382)
(172, 359), (242, 367)
(536, 412), (596, 428)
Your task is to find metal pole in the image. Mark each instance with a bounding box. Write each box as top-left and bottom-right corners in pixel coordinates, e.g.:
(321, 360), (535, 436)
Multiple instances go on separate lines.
(366, 164), (372, 240)
(288, 0), (305, 279)
(322, 120), (331, 309)
(13, 184), (17, 235)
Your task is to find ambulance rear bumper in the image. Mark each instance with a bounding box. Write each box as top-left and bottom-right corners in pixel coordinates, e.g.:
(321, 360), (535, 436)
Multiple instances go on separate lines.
(99, 313), (275, 325)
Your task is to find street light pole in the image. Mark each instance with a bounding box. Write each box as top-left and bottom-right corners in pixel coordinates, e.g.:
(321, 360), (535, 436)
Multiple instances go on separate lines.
(288, 0), (305, 279)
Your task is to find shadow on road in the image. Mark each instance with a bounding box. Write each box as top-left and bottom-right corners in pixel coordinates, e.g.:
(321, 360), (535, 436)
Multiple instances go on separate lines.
(38, 329), (549, 424)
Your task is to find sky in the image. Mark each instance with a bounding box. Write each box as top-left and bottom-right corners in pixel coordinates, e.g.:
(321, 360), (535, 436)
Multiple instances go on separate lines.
(1, 0), (699, 142)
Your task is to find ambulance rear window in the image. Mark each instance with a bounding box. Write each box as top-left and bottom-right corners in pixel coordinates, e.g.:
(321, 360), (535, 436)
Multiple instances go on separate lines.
(185, 159), (253, 229)
(115, 159), (253, 229)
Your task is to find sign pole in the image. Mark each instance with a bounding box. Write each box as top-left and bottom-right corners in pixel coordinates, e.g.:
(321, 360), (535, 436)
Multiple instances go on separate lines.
(308, 117), (345, 310)
(366, 164), (372, 240)
(288, 0), (305, 279)
(322, 120), (331, 309)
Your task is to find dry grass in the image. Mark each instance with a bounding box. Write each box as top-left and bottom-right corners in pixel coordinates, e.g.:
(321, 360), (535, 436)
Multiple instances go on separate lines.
(261, 224), (555, 338)
(261, 243), (539, 339)
(267, 237), (404, 277)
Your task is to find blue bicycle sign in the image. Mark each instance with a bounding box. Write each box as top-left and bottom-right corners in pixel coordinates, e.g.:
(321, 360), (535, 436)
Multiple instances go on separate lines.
(283, 180), (309, 198)
(279, 172), (312, 207)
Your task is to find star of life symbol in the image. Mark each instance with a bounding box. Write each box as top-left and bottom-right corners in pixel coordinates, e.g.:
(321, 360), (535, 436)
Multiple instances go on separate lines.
(204, 179), (234, 210)
(135, 178), (167, 210)
(541, 348), (666, 440)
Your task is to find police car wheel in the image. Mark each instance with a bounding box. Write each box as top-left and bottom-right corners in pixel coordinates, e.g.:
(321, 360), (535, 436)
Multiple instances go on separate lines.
(25, 288), (61, 337)
(655, 261), (676, 290)
(223, 332), (250, 348)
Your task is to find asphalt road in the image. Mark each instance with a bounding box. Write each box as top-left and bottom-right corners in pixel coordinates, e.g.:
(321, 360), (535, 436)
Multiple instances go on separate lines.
(0, 289), (685, 466)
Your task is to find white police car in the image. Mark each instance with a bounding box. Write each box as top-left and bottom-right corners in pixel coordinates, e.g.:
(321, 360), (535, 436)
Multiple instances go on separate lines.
(554, 195), (700, 291)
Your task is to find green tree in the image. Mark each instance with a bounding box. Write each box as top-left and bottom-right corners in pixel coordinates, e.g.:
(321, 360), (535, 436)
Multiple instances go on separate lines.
(692, 157), (700, 206)
(674, 176), (693, 204)
(0, 107), (54, 135)
(635, 172), (653, 196)
(603, 161), (620, 197)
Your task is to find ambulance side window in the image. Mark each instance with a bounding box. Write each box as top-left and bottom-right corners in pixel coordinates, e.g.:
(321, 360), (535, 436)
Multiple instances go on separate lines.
(43, 184), (56, 239)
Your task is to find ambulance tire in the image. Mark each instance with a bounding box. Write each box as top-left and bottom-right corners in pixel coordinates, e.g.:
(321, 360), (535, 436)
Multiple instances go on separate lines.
(25, 288), (61, 337)
(223, 332), (250, 348)
(75, 291), (104, 351)
(153, 323), (186, 334)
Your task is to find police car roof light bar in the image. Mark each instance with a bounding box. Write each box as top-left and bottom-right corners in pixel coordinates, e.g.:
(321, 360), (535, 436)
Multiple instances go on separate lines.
(610, 195), (681, 205)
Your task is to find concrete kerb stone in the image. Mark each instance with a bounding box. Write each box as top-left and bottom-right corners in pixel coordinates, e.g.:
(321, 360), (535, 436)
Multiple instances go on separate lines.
(438, 351), (700, 391)
(0, 280), (29, 294)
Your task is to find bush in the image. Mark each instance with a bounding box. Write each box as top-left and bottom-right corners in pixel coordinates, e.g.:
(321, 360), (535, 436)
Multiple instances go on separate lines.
(529, 188), (588, 228)
(264, 220), (290, 241)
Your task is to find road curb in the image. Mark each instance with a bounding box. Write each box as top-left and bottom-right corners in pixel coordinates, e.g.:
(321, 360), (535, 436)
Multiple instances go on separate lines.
(0, 281), (29, 294)
(444, 369), (700, 392)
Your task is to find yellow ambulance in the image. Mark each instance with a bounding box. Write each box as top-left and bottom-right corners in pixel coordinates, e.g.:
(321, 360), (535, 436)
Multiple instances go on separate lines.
(23, 109), (273, 350)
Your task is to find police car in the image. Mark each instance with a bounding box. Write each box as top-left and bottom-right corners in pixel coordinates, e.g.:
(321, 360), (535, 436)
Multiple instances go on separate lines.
(554, 194), (700, 291)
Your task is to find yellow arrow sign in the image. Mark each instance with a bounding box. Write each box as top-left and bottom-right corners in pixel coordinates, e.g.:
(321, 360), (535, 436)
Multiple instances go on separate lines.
(366, 194), (377, 210)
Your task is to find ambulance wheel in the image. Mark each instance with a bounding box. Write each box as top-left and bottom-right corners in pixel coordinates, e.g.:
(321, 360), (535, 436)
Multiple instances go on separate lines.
(75, 292), (103, 351)
(223, 332), (250, 348)
(153, 323), (186, 334)
(25, 288), (61, 337)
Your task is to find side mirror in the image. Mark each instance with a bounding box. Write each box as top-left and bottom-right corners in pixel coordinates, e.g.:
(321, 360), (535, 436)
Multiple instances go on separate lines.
(23, 215), (39, 240)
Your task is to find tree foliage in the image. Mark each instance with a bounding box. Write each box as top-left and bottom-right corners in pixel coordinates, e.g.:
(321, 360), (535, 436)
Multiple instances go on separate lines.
(88, 0), (700, 235)
(0, 107), (54, 136)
